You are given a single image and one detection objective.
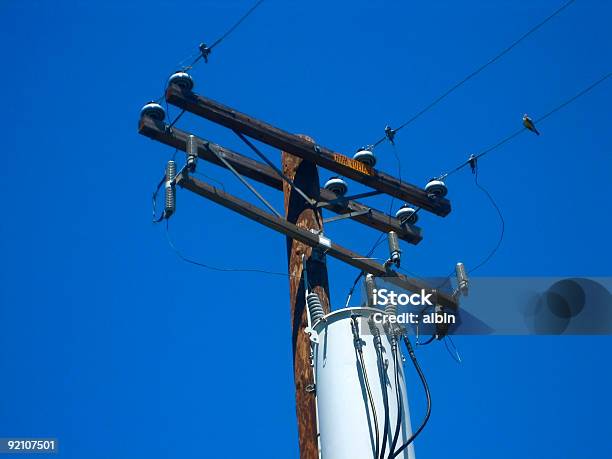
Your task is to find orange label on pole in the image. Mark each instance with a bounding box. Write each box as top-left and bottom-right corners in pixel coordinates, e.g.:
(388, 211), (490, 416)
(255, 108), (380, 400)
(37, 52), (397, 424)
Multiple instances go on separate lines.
(332, 154), (373, 176)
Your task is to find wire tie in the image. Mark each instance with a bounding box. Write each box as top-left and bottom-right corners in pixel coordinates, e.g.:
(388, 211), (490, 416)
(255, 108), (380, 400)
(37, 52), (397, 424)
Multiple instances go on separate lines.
(468, 154), (478, 174)
(384, 125), (396, 145)
(199, 42), (211, 63)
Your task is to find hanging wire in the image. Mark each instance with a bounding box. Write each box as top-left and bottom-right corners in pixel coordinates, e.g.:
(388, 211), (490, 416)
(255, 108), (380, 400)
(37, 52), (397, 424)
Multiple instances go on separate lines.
(469, 165), (505, 274)
(152, 174), (168, 223)
(391, 336), (432, 458)
(444, 336), (462, 364)
(164, 220), (296, 278)
(182, 0), (266, 71)
(343, 236), (387, 308)
(437, 71), (612, 181)
(370, 0), (578, 148)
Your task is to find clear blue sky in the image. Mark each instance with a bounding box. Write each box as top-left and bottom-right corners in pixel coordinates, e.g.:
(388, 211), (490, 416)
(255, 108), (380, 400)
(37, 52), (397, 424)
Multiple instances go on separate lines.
(1, 1), (611, 457)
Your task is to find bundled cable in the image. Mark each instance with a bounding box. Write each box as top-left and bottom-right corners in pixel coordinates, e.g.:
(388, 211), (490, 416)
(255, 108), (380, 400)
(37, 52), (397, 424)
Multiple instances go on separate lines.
(391, 336), (432, 458)
(351, 316), (381, 458)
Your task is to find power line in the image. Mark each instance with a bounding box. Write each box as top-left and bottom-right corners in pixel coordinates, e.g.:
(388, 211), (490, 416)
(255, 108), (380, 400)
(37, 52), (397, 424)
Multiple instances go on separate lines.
(438, 71), (612, 180)
(371, 0), (577, 148)
(469, 167), (505, 274)
(182, 0), (265, 70)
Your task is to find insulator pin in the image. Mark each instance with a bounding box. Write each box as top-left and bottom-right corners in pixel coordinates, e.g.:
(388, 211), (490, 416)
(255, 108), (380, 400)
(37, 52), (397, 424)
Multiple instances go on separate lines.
(455, 262), (469, 297)
(387, 231), (401, 268)
(186, 135), (198, 172)
(364, 274), (376, 307)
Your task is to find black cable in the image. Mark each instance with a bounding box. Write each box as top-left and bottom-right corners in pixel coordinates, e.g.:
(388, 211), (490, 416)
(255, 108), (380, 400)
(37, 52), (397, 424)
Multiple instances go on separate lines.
(343, 236), (387, 307)
(388, 341), (403, 459)
(469, 167), (505, 274)
(376, 339), (391, 459)
(391, 336), (432, 458)
(167, 109), (186, 129)
(414, 305), (438, 346)
(164, 220), (296, 278)
(417, 334), (436, 347)
(371, 0), (577, 148)
(437, 71), (612, 181)
(352, 317), (380, 459)
(444, 336), (462, 364)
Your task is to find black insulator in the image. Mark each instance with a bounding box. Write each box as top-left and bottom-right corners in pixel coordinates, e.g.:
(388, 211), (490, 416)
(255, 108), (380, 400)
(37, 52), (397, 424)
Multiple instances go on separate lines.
(186, 135), (198, 172)
(164, 160), (176, 217)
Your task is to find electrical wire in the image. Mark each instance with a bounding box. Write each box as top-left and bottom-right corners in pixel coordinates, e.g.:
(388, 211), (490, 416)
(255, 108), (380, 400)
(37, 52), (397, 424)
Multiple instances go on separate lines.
(182, 0), (265, 70)
(343, 235), (387, 307)
(437, 71), (612, 181)
(352, 317), (381, 459)
(360, 348), (381, 459)
(444, 336), (462, 364)
(469, 166), (505, 274)
(376, 340), (391, 459)
(164, 219), (296, 278)
(370, 0), (578, 148)
(391, 336), (432, 458)
(167, 109), (186, 129)
(388, 341), (403, 459)
(152, 174), (167, 223)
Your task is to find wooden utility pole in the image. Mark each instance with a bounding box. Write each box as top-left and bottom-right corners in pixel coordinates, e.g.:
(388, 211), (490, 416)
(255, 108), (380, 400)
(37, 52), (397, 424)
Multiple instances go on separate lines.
(283, 136), (330, 459)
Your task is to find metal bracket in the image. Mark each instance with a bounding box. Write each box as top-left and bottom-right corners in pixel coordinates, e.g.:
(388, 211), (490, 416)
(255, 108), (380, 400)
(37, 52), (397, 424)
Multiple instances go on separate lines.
(323, 209), (371, 224)
(304, 326), (320, 344)
(316, 190), (382, 209)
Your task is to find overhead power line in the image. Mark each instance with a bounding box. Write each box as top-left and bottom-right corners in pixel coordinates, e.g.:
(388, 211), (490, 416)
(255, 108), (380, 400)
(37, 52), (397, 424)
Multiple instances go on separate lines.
(181, 0), (266, 70)
(438, 71), (612, 180)
(371, 0), (578, 148)
(469, 165), (505, 274)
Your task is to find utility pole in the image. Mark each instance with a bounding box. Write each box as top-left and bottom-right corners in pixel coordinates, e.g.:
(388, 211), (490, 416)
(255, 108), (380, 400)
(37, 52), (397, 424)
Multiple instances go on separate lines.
(140, 80), (460, 458)
(283, 137), (330, 459)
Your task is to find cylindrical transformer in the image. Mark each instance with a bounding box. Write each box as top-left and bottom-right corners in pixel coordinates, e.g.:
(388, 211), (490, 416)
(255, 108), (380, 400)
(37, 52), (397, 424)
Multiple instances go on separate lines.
(313, 307), (416, 459)
(186, 135), (198, 172)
